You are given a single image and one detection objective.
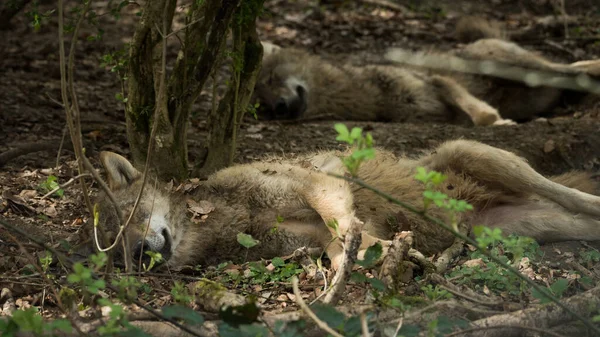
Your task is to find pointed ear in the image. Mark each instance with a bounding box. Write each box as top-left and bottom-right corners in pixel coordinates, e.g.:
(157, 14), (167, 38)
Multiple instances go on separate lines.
(261, 41), (281, 59)
(99, 151), (141, 190)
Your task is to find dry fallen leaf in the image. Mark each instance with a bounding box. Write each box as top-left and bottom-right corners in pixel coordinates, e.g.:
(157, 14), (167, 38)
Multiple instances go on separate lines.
(462, 258), (485, 268)
(43, 204), (58, 218)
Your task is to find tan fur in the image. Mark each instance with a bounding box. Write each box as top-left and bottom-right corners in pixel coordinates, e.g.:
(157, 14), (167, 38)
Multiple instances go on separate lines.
(95, 141), (600, 270)
(255, 20), (599, 125)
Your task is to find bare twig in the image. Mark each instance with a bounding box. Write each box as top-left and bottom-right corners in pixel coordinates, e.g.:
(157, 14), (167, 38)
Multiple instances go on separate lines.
(58, 0), (94, 217)
(323, 217), (363, 305)
(55, 125), (68, 168)
(292, 277), (344, 337)
(360, 312), (371, 337)
(385, 49), (600, 94)
(40, 173), (91, 200)
(427, 274), (503, 307)
(360, 0), (405, 12)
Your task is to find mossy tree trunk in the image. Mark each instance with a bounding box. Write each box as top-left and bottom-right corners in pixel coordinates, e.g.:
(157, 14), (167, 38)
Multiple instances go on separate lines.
(126, 0), (260, 181)
(194, 3), (265, 177)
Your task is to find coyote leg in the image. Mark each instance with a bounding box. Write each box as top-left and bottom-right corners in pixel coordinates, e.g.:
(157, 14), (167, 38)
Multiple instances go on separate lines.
(569, 60), (600, 77)
(431, 75), (515, 126)
(419, 140), (600, 217)
(475, 203), (600, 242)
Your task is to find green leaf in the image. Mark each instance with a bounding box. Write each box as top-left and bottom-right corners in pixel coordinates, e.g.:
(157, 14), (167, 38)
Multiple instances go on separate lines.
(367, 277), (386, 291)
(349, 127), (362, 140)
(310, 303), (345, 330)
(350, 272), (367, 283)
(334, 123), (351, 143)
(550, 278), (569, 297)
(472, 225), (485, 238)
(356, 242), (382, 268)
(162, 305), (204, 326)
(271, 257), (285, 267)
(219, 302), (261, 326)
(45, 319), (72, 333)
(414, 167), (429, 183)
(218, 323), (269, 337)
(350, 148), (375, 161)
(237, 233), (260, 249)
(11, 308), (43, 334)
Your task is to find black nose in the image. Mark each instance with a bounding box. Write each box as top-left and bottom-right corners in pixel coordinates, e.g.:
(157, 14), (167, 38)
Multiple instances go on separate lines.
(274, 98), (288, 117)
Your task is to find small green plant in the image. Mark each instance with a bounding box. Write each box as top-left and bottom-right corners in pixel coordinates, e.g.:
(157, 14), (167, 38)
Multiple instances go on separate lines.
(247, 258), (303, 284)
(532, 278), (569, 303)
(38, 175), (64, 198)
(334, 123), (375, 176)
(67, 252), (107, 295)
(448, 229), (541, 296)
(247, 102), (260, 119)
(142, 251), (163, 271)
(415, 167), (473, 230)
(39, 250), (53, 273)
(24, 1), (56, 31)
(421, 284), (453, 301)
(171, 281), (193, 305)
(579, 248), (600, 265)
(112, 276), (141, 301)
(270, 215), (284, 234)
(0, 307), (71, 337)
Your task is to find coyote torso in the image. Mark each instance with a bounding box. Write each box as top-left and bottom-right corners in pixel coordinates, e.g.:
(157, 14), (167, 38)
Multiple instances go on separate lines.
(254, 19), (600, 125)
(96, 140), (600, 270)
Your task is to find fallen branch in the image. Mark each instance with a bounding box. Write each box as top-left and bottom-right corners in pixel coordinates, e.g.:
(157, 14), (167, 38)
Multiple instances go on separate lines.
(460, 284), (600, 337)
(434, 222), (469, 273)
(427, 274), (503, 308)
(323, 216), (363, 305)
(379, 232), (413, 289)
(385, 49), (600, 94)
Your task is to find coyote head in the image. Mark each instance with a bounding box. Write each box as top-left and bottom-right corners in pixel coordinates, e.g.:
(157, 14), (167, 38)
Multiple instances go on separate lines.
(254, 43), (309, 120)
(94, 152), (183, 269)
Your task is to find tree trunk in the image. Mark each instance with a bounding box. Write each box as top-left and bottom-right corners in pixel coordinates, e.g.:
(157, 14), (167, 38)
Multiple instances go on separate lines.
(126, 0), (245, 181)
(194, 7), (264, 177)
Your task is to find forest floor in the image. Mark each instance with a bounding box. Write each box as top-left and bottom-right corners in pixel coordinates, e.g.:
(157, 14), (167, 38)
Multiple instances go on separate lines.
(1, 0), (600, 336)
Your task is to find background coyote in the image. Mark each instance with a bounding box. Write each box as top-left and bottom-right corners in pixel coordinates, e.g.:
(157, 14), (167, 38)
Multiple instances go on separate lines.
(96, 140), (600, 269)
(254, 18), (600, 126)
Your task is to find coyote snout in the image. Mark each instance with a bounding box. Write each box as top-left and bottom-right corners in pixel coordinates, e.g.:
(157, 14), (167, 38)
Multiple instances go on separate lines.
(255, 66), (309, 120)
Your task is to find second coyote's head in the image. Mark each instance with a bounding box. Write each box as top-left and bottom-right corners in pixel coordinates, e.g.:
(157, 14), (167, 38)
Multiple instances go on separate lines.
(254, 42), (310, 120)
(94, 152), (185, 269)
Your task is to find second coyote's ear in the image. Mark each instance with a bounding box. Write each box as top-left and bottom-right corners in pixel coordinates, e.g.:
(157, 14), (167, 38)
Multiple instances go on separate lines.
(99, 151), (141, 190)
(261, 41), (281, 59)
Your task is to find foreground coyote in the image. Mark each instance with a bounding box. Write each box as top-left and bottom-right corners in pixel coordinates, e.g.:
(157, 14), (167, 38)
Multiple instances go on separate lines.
(254, 19), (600, 126)
(95, 140), (600, 269)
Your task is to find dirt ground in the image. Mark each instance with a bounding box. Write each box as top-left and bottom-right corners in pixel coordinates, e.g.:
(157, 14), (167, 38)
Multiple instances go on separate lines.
(1, 0), (600, 335)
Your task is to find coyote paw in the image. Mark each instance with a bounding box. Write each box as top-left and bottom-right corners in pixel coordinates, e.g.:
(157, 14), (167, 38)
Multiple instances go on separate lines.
(492, 118), (516, 126)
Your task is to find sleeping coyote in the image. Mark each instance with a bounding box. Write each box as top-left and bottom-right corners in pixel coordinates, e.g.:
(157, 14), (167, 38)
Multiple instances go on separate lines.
(254, 18), (600, 126)
(95, 140), (600, 269)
